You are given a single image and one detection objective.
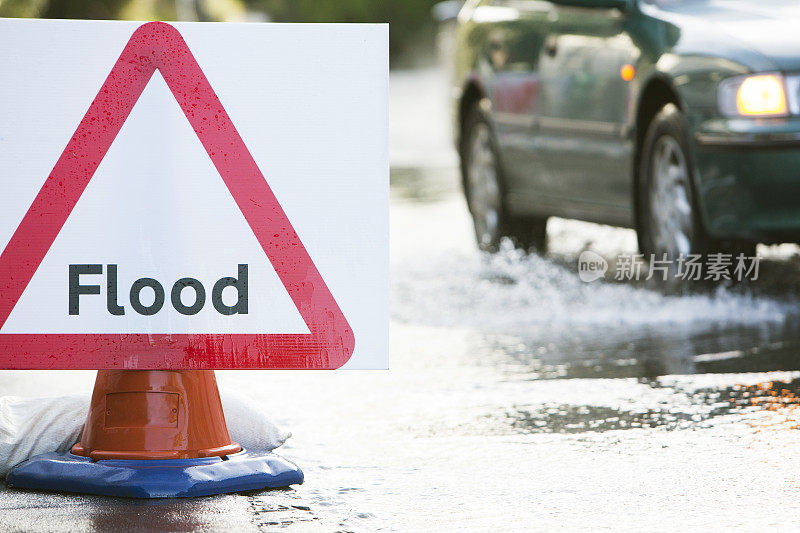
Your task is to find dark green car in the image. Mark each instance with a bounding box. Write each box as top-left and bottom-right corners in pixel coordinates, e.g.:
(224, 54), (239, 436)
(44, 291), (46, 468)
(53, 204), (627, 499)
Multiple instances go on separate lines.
(453, 0), (800, 258)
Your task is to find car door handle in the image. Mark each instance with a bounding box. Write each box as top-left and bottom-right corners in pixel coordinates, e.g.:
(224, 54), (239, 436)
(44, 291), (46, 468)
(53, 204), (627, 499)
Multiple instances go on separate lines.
(544, 35), (558, 57)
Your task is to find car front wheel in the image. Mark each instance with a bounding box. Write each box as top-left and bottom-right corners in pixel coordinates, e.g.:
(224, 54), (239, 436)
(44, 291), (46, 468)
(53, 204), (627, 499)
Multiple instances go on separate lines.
(638, 104), (755, 276)
(638, 104), (706, 261)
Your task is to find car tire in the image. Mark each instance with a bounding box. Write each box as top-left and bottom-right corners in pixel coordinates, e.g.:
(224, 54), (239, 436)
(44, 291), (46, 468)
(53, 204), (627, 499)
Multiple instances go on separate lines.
(461, 104), (547, 253)
(637, 103), (755, 265)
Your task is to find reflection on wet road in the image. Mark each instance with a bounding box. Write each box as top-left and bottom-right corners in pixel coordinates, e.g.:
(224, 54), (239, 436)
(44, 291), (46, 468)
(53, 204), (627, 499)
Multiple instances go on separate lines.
(508, 379), (800, 434)
(3, 67), (800, 531)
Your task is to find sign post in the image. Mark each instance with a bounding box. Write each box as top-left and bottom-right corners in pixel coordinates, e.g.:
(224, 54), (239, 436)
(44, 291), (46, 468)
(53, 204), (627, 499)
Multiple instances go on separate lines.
(0, 19), (388, 497)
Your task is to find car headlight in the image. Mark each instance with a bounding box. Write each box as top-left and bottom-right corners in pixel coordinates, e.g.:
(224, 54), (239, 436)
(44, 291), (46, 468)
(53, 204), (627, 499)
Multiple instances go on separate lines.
(718, 73), (789, 117)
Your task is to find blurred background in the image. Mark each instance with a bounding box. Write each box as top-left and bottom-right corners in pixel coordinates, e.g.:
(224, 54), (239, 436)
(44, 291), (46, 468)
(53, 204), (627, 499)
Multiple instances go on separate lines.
(0, 0), (454, 66)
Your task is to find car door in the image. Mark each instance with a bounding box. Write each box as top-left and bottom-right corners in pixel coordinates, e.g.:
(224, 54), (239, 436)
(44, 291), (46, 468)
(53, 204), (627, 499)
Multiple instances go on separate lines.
(533, 2), (637, 225)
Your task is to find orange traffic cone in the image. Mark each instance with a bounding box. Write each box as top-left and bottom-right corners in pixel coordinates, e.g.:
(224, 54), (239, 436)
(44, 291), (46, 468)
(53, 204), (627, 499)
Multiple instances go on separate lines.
(72, 370), (241, 460)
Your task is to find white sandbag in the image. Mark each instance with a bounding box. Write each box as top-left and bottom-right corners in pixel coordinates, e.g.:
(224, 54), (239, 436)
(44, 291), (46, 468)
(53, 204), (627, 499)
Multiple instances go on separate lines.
(0, 393), (89, 478)
(221, 389), (291, 452)
(0, 389), (290, 478)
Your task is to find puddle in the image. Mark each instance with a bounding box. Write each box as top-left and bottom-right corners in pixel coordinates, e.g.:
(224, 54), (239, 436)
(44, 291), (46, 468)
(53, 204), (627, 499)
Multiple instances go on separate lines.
(507, 404), (717, 433)
(505, 378), (800, 435)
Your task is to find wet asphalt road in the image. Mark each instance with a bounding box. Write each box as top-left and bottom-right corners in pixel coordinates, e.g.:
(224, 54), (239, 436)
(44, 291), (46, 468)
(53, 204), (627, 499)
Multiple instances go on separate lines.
(4, 68), (800, 531)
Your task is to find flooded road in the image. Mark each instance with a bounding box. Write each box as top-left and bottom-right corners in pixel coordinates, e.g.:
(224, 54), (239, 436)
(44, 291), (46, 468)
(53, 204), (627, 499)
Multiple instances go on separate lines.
(3, 67), (800, 531)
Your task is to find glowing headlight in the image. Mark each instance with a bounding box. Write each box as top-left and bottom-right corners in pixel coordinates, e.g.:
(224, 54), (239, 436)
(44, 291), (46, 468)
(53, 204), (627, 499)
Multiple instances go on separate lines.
(718, 73), (789, 117)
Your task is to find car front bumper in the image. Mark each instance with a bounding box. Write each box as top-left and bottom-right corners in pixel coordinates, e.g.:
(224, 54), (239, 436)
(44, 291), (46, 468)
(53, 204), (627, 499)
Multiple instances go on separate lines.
(692, 116), (800, 243)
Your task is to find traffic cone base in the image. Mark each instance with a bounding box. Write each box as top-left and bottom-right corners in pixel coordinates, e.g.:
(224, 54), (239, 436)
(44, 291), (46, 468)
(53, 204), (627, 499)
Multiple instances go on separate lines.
(6, 450), (303, 498)
(7, 370), (303, 497)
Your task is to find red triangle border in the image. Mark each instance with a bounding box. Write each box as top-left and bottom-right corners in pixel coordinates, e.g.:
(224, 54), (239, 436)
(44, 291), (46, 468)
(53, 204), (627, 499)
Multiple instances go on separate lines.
(0, 22), (355, 369)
